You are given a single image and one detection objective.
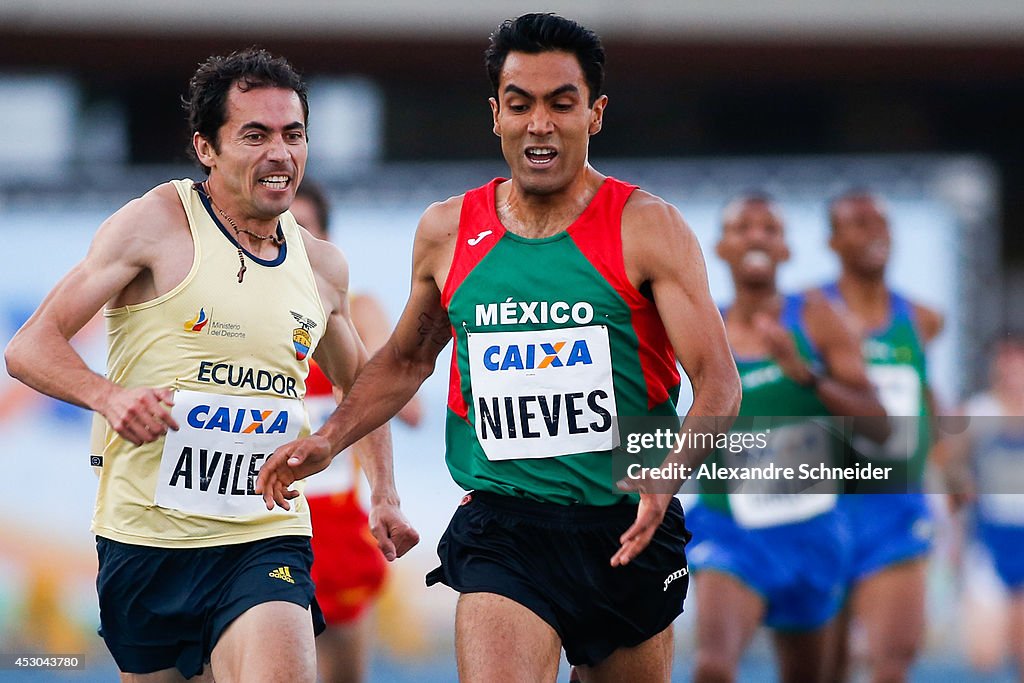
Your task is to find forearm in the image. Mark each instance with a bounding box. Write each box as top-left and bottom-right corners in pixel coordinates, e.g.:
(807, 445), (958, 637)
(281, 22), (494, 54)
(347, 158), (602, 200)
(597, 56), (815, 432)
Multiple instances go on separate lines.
(814, 376), (885, 419)
(5, 326), (115, 412)
(932, 428), (974, 498)
(352, 422), (399, 502)
(784, 361), (889, 440)
(670, 383), (741, 469)
(811, 375), (890, 443)
(316, 345), (431, 457)
(659, 364), (742, 476)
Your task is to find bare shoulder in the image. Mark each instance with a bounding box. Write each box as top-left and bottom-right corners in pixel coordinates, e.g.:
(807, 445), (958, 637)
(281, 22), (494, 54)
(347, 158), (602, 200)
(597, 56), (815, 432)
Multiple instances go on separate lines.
(911, 301), (944, 342)
(415, 194), (464, 247)
(803, 290), (859, 348)
(93, 182), (187, 262)
(621, 188), (700, 281)
(411, 194), (465, 285)
(302, 232), (350, 303)
(349, 292), (393, 350)
(622, 188), (688, 231)
(300, 227), (348, 273)
(803, 288), (839, 319)
(809, 284), (847, 309)
(103, 182), (181, 232)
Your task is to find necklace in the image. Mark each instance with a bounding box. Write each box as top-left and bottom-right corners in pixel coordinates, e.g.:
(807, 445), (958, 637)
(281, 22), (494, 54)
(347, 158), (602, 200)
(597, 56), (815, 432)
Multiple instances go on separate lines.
(199, 181), (284, 283)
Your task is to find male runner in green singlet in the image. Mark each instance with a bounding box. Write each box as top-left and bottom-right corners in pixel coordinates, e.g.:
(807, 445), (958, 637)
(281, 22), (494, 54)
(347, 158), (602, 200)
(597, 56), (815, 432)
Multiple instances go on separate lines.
(820, 190), (943, 683)
(689, 193), (886, 683)
(258, 13), (741, 683)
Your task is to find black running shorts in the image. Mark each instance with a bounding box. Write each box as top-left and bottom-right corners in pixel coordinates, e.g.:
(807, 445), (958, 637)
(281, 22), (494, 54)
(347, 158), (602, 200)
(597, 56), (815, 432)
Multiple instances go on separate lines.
(96, 535), (325, 677)
(426, 491), (691, 666)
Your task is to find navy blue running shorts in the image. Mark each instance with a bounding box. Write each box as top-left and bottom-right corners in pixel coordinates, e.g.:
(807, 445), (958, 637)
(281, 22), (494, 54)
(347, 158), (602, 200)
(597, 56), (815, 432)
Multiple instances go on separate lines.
(96, 534), (325, 678)
(426, 491), (691, 666)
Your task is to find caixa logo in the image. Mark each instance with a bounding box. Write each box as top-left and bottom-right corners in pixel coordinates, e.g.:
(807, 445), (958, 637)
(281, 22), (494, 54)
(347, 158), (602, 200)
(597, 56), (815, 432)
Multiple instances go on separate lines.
(482, 339), (593, 371)
(186, 405), (289, 434)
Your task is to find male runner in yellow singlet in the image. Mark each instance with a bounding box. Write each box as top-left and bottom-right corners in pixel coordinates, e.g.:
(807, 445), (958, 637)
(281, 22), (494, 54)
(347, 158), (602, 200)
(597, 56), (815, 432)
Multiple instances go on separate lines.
(4, 48), (418, 683)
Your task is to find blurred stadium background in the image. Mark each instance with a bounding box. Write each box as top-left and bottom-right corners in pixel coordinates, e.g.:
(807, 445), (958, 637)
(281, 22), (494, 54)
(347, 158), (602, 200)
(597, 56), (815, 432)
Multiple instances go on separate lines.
(1, 2), (1022, 681)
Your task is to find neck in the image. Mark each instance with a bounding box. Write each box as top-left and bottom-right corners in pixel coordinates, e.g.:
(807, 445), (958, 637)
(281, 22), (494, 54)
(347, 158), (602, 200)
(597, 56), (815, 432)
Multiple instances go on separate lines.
(498, 168), (604, 238)
(837, 271), (889, 324)
(203, 180), (282, 254)
(731, 285), (780, 321)
(203, 179), (280, 238)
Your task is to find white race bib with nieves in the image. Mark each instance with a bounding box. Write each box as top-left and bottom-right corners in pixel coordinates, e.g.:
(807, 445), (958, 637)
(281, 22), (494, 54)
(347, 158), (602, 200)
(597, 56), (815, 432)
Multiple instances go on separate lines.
(729, 422), (838, 528)
(155, 389), (303, 516)
(467, 325), (618, 461)
(854, 364), (922, 460)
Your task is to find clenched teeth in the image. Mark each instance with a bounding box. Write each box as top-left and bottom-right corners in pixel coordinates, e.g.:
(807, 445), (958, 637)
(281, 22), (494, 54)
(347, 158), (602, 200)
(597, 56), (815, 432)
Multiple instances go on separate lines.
(525, 148), (557, 165)
(259, 175), (290, 189)
(742, 250), (772, 269)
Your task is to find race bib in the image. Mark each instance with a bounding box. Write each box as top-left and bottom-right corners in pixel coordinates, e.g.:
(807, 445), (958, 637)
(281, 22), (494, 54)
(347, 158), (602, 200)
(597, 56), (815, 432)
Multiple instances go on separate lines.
(731, 493), (838, 529)
(977, 443), (1024, 525)
(155, 390), (304, 516)
(467, 325), (618, 461)
(854, 364), (922, 460)
(979, 494), (1024, 526)
(729, 422), (838, 528)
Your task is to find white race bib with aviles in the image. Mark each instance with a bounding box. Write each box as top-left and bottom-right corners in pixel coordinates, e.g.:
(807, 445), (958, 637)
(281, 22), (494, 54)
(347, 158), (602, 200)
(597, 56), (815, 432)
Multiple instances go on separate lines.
(155, 389), (303, 516)
(467, 325), (618, 461)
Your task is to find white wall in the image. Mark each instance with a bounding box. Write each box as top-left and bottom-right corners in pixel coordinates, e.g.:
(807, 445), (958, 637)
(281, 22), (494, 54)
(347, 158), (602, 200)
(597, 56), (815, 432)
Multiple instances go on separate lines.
(3, 0), (1024, 42)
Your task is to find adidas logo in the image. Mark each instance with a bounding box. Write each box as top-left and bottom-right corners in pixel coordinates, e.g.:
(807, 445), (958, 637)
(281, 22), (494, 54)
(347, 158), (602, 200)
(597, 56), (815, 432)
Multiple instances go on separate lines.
(268, 566), (295, 584)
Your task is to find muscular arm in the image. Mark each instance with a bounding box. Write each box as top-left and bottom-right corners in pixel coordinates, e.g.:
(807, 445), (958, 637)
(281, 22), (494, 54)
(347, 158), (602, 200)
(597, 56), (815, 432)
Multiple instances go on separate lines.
(913, 301), (945, 440)
(258, 198), (458, 512)
(305, 251), (399, 508)
(801, 293), (889, 439)
(803, 294), (882, 415)
(316, 202), (454, 455)
(613, 192), (742, 566)
(4, 185), (184, 445)
(628, 194), (742, 472)
(932, 422), (974, 507)
(912, 302), (944, 344)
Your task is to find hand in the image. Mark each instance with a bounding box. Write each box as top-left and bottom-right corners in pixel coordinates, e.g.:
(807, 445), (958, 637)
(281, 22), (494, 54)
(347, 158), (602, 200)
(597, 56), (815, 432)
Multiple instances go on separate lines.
(754, 313), (813, 385)
(611, 479), (674, 567)
(255, 434), (334, 511)
(101, 386), (178, 446)
(368, 499), (420, 561)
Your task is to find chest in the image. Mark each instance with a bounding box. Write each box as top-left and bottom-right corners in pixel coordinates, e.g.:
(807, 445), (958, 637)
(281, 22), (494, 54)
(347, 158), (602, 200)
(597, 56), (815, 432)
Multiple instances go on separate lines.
(448, 237), (628, 329)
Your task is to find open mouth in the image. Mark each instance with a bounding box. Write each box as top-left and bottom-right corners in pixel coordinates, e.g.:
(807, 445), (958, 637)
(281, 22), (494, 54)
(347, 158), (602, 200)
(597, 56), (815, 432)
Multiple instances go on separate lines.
(525, 147), (557, 165)
(258, 175), (291, 190)
(742, 249), (772, 269)
(865, 240), (890, 261)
